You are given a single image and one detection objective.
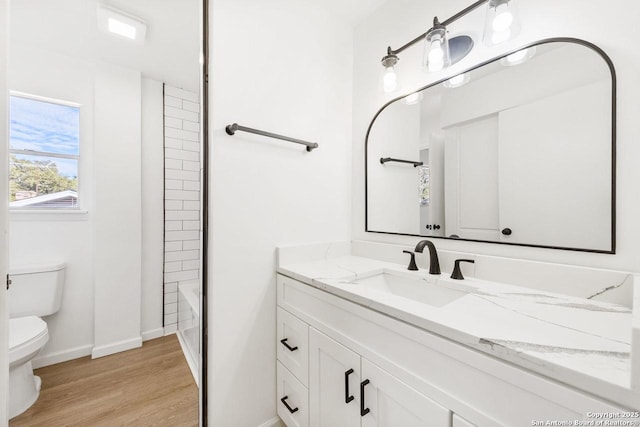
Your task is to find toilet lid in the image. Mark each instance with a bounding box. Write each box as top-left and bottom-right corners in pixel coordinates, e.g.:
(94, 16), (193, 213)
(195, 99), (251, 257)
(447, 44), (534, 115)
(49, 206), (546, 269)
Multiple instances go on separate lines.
(9, 316), (47, 350)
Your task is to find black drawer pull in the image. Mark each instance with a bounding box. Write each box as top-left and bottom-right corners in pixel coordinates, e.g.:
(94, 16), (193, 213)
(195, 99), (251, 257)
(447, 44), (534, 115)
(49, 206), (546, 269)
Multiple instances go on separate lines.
(360, 379), (370, 416)
(280, 338), (298, 352)
(280, 395), (299, 414)
(345, 369), (354, 403)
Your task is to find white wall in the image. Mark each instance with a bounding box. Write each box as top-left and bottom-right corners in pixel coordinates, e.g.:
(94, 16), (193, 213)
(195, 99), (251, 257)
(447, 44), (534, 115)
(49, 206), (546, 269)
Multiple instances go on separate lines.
(0, 0), (8, 422)
(209, 0), (353, 424)
(141, 78), (165, 341)
(92, 64), (143, 358)
(8, 45), (156, 365)
(9, 46), (96, 366)
(353, 0), (640, 273)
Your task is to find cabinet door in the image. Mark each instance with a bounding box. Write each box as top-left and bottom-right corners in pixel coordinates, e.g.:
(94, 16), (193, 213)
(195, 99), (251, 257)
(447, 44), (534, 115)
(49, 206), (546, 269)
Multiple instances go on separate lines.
(361, 358), (451, 427)
(309, 328), (361, 427)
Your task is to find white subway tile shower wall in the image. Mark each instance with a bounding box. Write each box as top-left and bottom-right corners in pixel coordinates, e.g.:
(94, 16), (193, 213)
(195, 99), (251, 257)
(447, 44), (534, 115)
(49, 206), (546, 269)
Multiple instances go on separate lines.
(164, 84), (201, 332)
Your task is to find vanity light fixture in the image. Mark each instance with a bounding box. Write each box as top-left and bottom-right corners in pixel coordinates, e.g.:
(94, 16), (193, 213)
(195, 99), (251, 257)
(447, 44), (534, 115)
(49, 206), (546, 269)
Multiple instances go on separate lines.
(443, 73), (471, 88)
(381, 53), (400, 93)
(500, 46), (536, 66)
(423, 18), (451, 72)
(380, 0), (521, 90)
(97, 5), (147, 44)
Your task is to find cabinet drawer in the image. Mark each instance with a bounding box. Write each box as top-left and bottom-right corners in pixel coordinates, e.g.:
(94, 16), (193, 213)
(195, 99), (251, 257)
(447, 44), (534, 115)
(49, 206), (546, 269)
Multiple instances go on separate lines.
(277, 307), (309, 385)
(277, 361), (309, 427)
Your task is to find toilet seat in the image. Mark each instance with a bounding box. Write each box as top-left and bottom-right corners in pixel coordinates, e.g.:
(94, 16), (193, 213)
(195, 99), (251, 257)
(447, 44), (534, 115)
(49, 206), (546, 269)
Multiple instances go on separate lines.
(9, 316), (48, 364)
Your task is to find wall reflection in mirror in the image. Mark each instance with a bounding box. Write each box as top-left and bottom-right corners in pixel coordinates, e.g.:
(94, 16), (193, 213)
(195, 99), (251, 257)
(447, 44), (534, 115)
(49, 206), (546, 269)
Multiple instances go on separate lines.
(366, 40), (615, 252)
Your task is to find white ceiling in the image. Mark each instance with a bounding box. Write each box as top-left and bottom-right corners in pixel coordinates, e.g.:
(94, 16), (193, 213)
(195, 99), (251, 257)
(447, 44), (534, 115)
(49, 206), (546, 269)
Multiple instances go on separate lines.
(10, 0), (200, 91)
(9, 0), (389, 91)
(312, 0), (389, 26)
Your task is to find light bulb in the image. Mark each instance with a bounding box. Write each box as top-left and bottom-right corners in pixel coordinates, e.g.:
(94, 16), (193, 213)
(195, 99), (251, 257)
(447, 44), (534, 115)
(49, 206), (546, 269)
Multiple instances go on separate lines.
(427, 39), (445, 71)
(492, 3), (513, 32)
(383, 66), (398, 93)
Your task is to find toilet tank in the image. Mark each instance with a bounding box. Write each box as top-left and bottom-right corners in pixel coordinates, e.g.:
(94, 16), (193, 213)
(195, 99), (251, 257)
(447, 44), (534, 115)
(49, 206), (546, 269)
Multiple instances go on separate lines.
(8, 262), (65, 318)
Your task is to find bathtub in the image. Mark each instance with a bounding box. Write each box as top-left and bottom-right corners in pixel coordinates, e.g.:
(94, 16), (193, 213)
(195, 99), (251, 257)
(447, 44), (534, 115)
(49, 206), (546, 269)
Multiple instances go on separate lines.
(177, 280), (200, 386)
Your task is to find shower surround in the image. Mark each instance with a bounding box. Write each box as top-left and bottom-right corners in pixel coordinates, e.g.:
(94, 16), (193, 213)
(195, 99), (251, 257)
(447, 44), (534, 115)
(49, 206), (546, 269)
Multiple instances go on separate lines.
(163, 83), (202, 335)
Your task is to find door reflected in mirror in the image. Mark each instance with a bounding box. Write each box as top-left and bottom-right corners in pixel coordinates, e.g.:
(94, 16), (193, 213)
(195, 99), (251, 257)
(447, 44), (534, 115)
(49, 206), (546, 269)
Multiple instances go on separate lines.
(366, 39), (615, 253)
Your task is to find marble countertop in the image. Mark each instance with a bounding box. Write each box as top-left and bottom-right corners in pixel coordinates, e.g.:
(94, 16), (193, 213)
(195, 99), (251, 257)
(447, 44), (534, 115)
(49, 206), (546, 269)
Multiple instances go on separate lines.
(278, 254), (639, 408)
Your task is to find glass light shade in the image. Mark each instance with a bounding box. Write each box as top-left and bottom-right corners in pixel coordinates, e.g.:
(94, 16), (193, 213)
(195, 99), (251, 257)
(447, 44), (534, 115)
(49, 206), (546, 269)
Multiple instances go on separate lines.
(380, 54), (400, 93)
(483, 0), (521, 46)
(382, 65), (398, 93)
(423, 26), (451, 72)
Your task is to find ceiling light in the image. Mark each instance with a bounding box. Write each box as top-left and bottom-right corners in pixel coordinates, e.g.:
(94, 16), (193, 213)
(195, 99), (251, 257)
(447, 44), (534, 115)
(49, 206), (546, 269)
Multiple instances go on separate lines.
(108, 18), (136, 39)
(97, 6), (147, 44)
(483, 0), (520, 46)
(500, 46), (536, 66)
(443, 73), (471, 88)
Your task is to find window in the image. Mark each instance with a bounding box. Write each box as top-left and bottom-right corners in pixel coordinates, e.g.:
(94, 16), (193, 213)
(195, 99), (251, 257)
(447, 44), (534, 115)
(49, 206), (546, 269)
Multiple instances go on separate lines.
(9, 94), (80, 209)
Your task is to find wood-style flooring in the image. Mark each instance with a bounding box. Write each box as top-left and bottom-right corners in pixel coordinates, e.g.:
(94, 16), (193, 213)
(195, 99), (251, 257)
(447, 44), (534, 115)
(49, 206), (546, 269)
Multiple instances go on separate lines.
(10, 334), (198, 427)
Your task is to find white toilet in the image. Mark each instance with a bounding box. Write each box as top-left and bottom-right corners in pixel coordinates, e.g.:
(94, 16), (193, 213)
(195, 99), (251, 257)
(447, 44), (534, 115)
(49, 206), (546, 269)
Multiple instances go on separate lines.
(8, 262), (65, 419)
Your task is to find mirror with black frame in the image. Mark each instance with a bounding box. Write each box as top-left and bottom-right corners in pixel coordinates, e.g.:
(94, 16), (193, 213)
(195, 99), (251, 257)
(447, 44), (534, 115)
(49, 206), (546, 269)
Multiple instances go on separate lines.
(366, 39), (615, 253)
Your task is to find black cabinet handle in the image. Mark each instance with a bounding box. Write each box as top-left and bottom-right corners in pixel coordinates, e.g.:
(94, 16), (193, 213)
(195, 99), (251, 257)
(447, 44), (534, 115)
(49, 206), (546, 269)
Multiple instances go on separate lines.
(280, 395), (299, 414)
(360, 379), (370, 416)
(280, 338), (298, 352)
(501, 228), (512, 236)
(345, 369), (354, 403)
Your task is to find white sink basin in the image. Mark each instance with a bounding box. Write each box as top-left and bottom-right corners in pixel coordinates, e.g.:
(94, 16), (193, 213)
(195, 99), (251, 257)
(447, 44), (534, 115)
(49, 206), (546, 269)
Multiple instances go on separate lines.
(351, 272), (466, 308)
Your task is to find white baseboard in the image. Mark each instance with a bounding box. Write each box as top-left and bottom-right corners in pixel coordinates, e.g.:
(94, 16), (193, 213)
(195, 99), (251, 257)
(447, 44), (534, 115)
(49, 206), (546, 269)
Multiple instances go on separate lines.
(176, 330), (199, 387)
(164, 324), (177, 335)
(91, 336), (142, 359)
(258, 416), (284, 427)
(32, 344), (93, 369)
(142, 327), (164, 341)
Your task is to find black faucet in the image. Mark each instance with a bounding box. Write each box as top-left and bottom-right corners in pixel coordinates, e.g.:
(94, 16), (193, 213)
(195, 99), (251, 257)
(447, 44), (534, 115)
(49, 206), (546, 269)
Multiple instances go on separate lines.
(414, 240), (440, 275)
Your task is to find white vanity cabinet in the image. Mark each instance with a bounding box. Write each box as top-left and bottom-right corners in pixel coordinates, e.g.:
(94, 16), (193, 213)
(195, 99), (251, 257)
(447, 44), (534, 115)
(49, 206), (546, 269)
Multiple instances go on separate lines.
(304, 317), (452, 427)
(276, 273), (628, 426)
(277, 278), (459, 427)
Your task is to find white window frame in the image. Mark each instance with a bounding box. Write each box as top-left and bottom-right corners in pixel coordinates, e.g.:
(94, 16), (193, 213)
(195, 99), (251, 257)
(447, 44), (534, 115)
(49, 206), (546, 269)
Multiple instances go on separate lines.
(9, 91), (83, 213)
